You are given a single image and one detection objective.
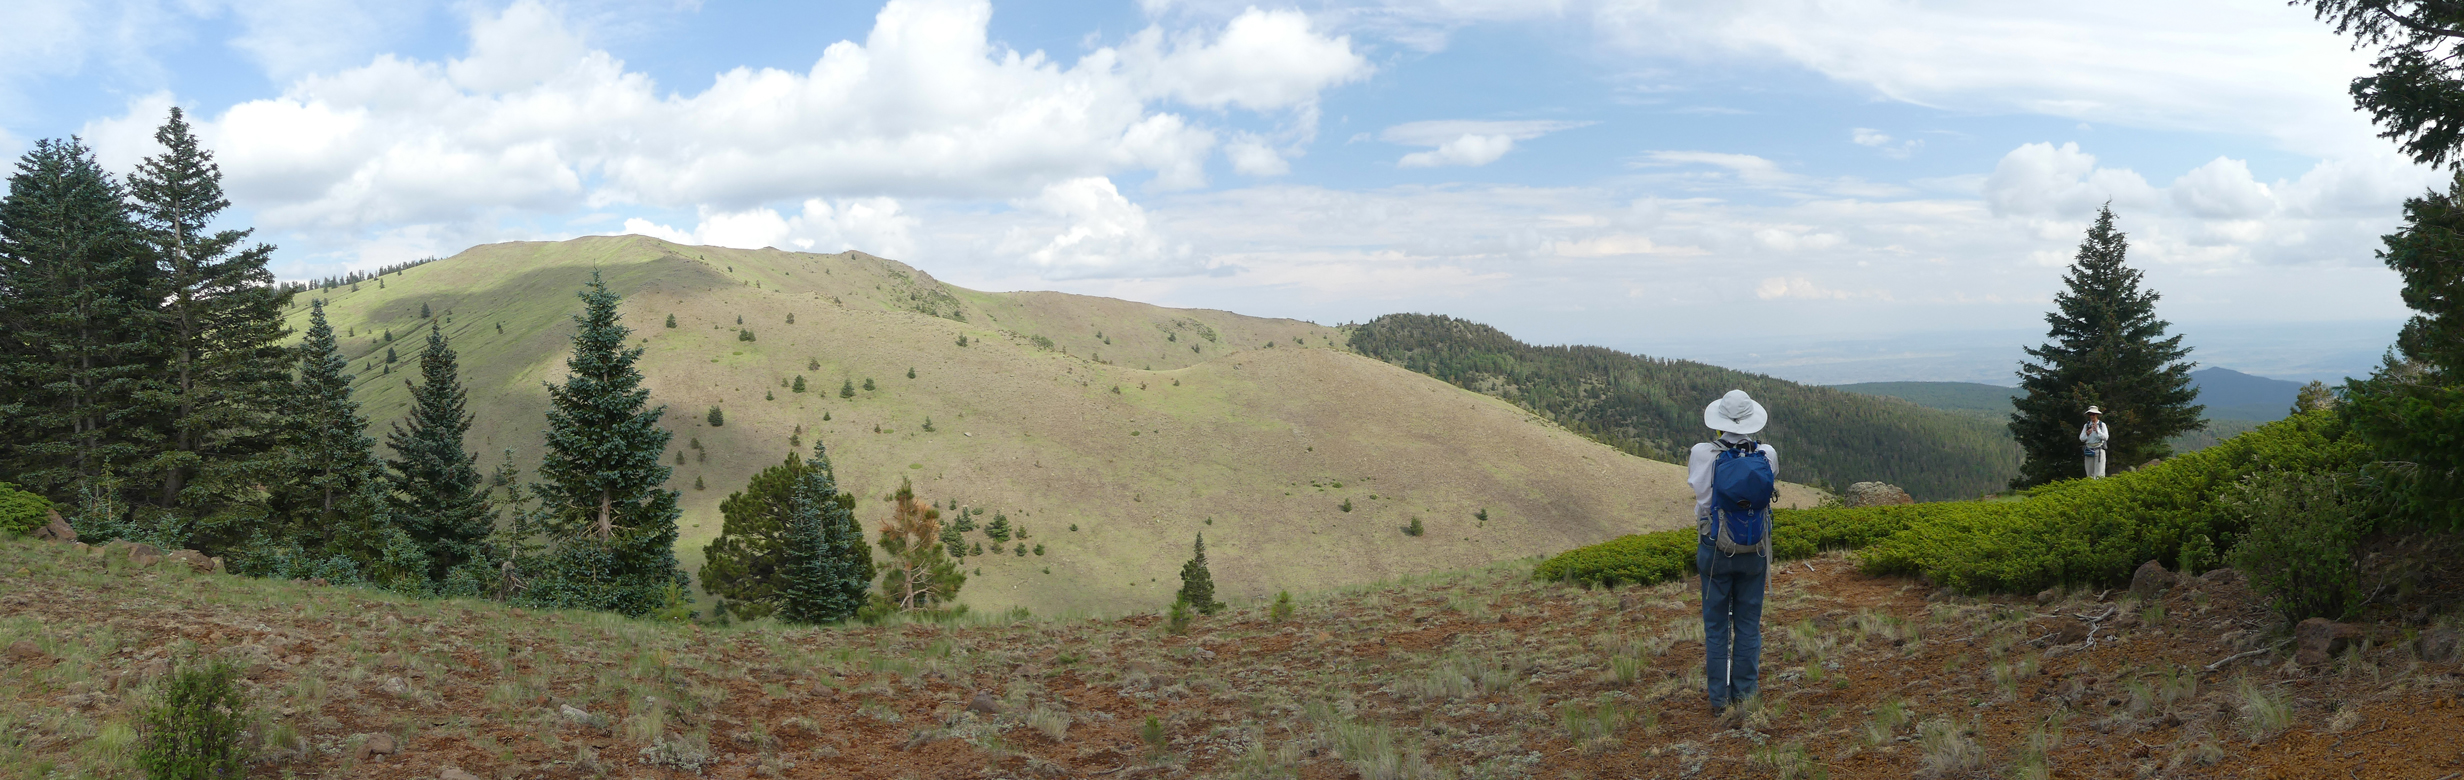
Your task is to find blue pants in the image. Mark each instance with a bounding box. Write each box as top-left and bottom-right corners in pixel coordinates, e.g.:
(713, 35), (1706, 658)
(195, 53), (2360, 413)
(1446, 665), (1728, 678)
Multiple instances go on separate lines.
(1698, 537), (1768, 708)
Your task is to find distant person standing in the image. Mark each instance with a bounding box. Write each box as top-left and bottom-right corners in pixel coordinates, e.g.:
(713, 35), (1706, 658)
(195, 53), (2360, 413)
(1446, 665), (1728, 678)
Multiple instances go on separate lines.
(2080, 406), (2110, 478)
(1689, 390), (1778, 713)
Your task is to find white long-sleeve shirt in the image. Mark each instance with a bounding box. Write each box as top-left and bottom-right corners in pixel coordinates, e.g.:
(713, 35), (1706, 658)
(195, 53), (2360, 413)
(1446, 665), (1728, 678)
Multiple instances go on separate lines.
(1689, 435), (1779, 537)
(2079, 421), (2110, 449)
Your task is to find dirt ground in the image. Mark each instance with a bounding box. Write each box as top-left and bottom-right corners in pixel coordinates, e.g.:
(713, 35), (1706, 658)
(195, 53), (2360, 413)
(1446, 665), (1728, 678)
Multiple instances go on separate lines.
(3, 537), (2458, 779)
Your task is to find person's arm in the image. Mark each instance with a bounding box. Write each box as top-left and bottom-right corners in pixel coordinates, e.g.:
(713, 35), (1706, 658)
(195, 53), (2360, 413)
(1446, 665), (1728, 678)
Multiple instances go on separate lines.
(1687, 444), (1716, 520)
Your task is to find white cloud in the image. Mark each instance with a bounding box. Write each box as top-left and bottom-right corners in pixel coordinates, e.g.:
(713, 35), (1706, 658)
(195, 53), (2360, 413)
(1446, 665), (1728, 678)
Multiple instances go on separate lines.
(1120, 7), (1371, 114)
(1982, 142), (2159, 219)
(1755, 276), (1855, 300)
(620, 197), (919, 258)
(1633, 150), (1792, 187)
(72, 0), (1364, 268)
(2168, 157), (2275, 220)
(1849, 127), (1920, 158)
(1399, 134), (1515, 168)
(1225, 134), (1291, 176)
(1383, 119), (1588, 168)
(1005, 177), (1193, 278)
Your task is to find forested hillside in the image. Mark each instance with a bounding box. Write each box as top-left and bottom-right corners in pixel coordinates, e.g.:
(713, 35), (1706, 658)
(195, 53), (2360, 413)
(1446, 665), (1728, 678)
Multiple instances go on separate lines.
(1347, 314), (2021, 500)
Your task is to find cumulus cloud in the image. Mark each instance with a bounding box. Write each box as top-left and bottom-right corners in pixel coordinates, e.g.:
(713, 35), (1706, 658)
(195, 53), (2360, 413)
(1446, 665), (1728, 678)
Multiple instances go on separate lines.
(74, 0), (1364, 269)
(1006, 177), (1194, 278)
(621, 197), (919, 258)
(1383, 119), (1588, 167)
(1982, 142), (2159, 219)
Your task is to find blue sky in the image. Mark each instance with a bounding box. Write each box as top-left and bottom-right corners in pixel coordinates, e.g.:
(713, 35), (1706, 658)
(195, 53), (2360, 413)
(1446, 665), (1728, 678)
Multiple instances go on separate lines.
(0, 0), (2432, 382)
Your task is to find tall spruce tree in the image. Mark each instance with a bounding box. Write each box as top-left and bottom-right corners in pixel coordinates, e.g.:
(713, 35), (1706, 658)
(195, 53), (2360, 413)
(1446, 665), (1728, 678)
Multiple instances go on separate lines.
(1176, 533), (1222, 615)
(384, 322), (492, 584)
(242, 299), (402, 584)
(522, 272), (685, 616)
(775, 439), (872, 624)
(0, 137), (163, 529)
(2009, 206), (2203, 487)
(127, 107), (292, 537)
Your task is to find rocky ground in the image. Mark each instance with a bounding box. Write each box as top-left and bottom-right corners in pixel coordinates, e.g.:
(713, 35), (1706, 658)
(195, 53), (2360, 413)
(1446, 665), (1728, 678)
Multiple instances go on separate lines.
(3, 535), (2461, 780)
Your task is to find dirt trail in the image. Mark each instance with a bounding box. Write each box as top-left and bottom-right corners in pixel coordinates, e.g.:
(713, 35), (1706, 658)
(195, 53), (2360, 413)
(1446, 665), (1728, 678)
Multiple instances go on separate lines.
(3, 538), (2458, 779)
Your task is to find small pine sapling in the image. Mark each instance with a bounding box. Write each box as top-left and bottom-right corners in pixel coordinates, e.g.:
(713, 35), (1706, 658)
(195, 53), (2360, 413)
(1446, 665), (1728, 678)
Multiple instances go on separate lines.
(793, 375), (807, 393)
(986, 514), (1012, 542)
(808, 358), (820, 370)
(1271, 591), (1294, 621)
(840, 378), (855, 398)
(922, 417), (935, 432)
(1339, 498), (1353, 513)
(665, 313), (677, 328)
(906, 367), (916, 379)
(862, 378), (875, 391)
(1176, 533), (1224, 614)
(785, 312), (795, 324)
(707, 406), (725, 426)
(695, 476), (706, 490)
(138, 660), (252, 778)
(956, 334), (969, 346)
(1403, 517), (1424, 537)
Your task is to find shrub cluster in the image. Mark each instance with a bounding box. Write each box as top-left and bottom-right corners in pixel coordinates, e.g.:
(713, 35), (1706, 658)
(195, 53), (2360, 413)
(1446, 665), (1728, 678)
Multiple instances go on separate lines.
(0, 482), (53, 536)
(1535, 410), (2367, 596)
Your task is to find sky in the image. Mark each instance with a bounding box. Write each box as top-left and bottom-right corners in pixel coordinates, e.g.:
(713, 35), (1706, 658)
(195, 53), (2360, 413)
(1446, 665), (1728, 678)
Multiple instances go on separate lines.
(0, 0), (2435, 383)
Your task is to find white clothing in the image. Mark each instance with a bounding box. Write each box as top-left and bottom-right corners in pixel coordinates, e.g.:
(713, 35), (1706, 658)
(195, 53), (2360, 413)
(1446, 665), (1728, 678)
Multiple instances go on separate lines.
(1689, 435), (1779, 536)
(2080, 420), (2110, 479)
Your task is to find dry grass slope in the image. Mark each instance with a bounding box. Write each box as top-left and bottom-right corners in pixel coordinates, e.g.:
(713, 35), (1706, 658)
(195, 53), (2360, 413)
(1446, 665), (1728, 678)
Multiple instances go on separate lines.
(5, 539), (2457, 779)
(285, 236), (1820, 616)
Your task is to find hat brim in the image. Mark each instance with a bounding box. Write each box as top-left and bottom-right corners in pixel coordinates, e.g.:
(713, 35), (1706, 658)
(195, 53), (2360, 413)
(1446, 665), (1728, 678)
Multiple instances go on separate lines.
(1703, 398), (1768, 434)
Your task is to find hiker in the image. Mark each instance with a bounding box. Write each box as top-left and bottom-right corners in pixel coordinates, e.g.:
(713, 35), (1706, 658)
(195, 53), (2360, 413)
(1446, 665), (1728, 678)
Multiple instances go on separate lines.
(2080, 406), (2109, 479)
(1690, 389), (1778, 712)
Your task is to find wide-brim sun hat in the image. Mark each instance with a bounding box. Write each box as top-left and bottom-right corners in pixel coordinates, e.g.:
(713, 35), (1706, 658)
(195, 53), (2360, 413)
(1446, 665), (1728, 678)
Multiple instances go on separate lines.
(2085, 406), (2102, 415)
(1703, 389), (1768, 435)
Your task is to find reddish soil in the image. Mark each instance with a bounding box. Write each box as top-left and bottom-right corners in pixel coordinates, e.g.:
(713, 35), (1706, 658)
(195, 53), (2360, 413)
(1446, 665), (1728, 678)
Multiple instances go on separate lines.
(3, 538), (2459, 779)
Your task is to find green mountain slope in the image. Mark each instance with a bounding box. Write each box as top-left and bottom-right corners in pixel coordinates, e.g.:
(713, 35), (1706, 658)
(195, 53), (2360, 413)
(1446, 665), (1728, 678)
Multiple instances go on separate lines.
(2187, 367), (2303, 422)
(1827, 382), (2018, 420)
(284, 236), (1821, 616)
(1347, 315), (2023, 500)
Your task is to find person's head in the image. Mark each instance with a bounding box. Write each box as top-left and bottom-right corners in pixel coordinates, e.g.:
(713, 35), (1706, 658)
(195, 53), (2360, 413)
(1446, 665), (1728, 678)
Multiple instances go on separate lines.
(1703, 389), (1768, 436)
(2085, 405), (2102, 421)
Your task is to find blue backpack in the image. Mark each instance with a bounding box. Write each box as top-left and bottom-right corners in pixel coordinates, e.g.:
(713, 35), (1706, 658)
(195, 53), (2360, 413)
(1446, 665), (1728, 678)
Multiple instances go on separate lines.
(1710, 441), (1776, 555)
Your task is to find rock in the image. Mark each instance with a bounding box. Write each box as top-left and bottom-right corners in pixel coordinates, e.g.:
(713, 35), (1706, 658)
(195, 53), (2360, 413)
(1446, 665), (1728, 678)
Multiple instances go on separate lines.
(383, 676), (409, 695)
(1842, 482), (1915, 508)
(2295, 618), (2366, 667)
(2034, 587), (2061, 606)
(31, 509), (75, 543)
(355, 732), (398, 761)
(2052, 621), (2090, 646)
(7, 640), (44, 662)
(167, 550), (216, 574)
(2129, 560), (2176, 601)
(2417, 628), (2461, 664)
(966, 691), (1001, 715)
(126, 542), (162, 559)
(560, 704), (594, 723)
(2198, 567), (2247, 589)
(438, 765), (482, 780)
(307, 578), (328, 587)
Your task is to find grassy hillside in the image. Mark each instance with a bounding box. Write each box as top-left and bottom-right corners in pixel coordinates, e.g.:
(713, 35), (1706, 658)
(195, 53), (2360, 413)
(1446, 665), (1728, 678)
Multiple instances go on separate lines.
(2188, 367), (2303, 422)
(282, 236), (1819, 617)
(1348, 315), (2022, 501)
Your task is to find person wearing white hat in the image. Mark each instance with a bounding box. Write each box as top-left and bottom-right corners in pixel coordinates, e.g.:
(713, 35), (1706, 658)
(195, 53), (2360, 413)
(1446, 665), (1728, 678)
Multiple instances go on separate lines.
(1686, 389), (1780, 713)
(2079, 406), (2110, 479)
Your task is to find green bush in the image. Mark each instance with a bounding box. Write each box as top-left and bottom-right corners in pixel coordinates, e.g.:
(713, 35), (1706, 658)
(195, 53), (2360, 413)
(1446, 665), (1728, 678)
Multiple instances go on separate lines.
(0, 482), (53, 537)
(2225, 471), (2364, 623)
(1535, 410), (2367, 594)
(137, 660), (252, 779)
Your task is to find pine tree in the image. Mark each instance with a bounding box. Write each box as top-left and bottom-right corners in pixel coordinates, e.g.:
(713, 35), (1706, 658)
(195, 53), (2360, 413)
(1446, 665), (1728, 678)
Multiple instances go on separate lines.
(874, 478), (962, 613)
(126, 108), (293, 533)
(664, 313), (676, 328)
(776, 439), (872, 624)
(522, 273), (685, 616)
(0, 137), (163, 523)
(792, 375), (806, 393)
(2344, 172), (2464, 528)
(384, 322), (492, 584)
(699, 453), (806, 620)
(1176, 533), (1223, 614)
(2009, 206), (2203, 487)
(419, 302), (431, 319)
(248, 300), (397, 583)
(840, 378), (855, 398)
